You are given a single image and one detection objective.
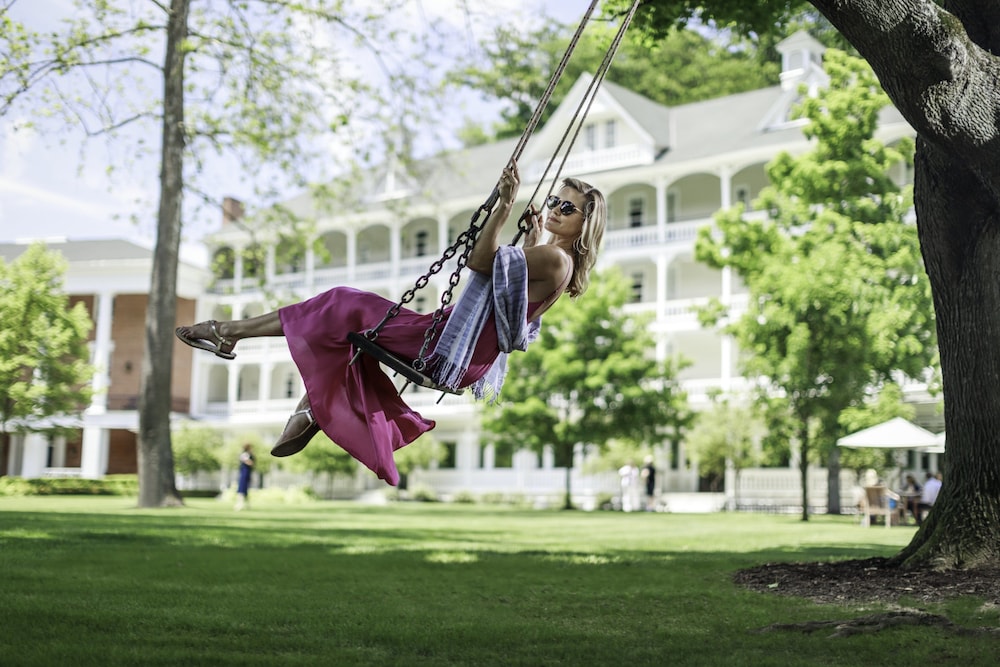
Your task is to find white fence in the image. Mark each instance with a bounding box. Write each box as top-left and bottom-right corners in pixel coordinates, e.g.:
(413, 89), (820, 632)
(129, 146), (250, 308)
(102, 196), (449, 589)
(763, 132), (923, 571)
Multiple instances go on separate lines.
(174, 465), (866, 513)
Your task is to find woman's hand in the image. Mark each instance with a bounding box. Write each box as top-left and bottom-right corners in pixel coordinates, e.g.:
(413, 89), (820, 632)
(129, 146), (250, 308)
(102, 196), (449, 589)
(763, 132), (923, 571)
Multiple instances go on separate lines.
(498, 162), (520, 204)
(524, 205), (543, 248)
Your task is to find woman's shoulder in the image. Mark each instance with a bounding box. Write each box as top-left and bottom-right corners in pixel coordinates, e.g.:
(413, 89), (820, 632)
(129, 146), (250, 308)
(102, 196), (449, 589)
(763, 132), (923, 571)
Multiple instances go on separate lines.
(524, 244), (572, 278)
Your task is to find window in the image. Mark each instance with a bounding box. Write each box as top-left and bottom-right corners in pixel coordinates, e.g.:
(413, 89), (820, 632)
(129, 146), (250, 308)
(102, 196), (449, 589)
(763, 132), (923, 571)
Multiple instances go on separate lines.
(285, 374), (296, 399)
(605, 120), (616, 148)
(628, 197), (644, 228)
(415, 296), (427, 313)
(631, 272), (643, 303)
(584, 124), (596, 151)
(415, 230), (428, 257)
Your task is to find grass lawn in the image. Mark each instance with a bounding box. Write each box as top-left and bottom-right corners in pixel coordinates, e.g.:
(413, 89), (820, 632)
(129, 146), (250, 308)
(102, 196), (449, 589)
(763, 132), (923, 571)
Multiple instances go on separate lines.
(1, 496), (996, 666)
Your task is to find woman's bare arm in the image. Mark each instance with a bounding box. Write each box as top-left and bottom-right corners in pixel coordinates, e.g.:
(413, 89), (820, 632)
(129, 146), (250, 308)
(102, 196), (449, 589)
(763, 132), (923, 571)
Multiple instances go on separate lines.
(467, 163), (519, 274)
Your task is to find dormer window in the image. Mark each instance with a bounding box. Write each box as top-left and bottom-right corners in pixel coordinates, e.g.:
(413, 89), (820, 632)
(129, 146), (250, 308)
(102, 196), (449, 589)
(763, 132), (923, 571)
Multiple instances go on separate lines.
(605, 120), (616, 148)
(584, 124), (596, 151)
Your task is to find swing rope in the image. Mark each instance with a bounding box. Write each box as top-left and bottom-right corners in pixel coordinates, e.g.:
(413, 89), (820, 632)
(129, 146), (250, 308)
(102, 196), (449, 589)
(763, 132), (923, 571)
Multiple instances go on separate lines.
(349, 0), (640, 394)
(510, 0), (643, 246)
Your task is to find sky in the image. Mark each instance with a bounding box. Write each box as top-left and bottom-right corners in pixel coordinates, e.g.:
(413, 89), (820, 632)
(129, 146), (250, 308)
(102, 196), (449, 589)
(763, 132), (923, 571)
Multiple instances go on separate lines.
(0, 0), (586, 263)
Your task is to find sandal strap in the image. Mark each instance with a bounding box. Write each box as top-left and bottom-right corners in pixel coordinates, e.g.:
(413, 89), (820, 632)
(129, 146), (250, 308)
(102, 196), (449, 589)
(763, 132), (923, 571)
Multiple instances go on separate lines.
(208, 320), (232, 346)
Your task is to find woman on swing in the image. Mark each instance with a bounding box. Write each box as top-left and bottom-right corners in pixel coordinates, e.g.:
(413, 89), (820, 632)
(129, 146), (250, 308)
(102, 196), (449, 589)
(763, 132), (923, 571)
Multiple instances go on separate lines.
(175, 160), (606, 485)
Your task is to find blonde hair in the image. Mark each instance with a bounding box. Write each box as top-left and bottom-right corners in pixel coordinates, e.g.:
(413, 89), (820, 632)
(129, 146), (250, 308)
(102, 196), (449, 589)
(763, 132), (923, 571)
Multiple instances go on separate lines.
(561, 177), (606, 297)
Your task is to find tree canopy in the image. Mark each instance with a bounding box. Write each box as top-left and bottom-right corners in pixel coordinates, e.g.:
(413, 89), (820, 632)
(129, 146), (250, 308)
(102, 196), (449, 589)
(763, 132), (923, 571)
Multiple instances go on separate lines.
(451, 20), (778, 143)
(482, 269), (692, 509)
(695, 49), (936, 520)
(0, 243), (94, 433)
(628, 0), (1000, 570)
(1, 0), (449, 506)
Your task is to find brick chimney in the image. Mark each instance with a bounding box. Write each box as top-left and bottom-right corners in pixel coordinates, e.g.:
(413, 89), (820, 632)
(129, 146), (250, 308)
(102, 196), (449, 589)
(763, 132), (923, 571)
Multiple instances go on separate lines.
(222, 197), (244, 226)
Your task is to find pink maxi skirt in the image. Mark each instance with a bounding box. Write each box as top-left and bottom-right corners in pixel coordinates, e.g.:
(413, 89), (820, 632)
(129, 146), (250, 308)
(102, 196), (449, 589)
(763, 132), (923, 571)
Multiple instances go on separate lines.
(278, 286), (504, 486)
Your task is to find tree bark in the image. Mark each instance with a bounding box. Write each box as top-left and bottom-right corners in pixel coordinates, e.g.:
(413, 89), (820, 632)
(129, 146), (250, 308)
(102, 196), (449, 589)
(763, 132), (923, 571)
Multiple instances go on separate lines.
(798, 422), (810, 522)
(809, 0), (1000, 567)
(137, 0), (189, 508)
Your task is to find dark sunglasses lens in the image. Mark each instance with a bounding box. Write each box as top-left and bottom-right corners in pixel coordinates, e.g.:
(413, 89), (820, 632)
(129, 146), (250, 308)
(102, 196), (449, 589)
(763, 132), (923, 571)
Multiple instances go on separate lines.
(547, 196), (577, 215)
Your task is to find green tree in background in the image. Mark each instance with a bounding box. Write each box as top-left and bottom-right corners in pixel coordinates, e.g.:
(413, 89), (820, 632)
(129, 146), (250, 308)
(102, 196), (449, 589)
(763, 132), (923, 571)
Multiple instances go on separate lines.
(0, 243), (94, 433)
(452, 21), (778, 143)
(1, 0), (445, 507)
(393, 433), (446, 492)
(277, 432), (356, 498)
(695, 49), (936, 521)
(684, 395), (765, 496)
(482, 269), (691, 509)
(171, 424), (223, 479)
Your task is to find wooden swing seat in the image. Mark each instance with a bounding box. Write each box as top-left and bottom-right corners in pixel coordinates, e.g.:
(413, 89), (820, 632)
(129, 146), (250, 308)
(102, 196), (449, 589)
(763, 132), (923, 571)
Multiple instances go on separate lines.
(347, 332), (464, 396)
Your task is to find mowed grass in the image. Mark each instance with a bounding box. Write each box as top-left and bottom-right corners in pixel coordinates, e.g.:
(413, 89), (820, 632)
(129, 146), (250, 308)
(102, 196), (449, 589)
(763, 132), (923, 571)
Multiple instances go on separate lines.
(1, 497), (997, 666)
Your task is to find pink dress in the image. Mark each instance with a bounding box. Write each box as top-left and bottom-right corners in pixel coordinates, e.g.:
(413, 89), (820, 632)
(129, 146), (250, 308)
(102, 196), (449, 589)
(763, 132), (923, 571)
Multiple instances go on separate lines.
(279, 287), (546, 486)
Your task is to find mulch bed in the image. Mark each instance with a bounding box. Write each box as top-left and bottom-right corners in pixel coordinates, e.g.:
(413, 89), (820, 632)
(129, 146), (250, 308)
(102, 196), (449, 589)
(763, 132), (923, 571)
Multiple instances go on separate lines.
(734, 557), (1000, 605)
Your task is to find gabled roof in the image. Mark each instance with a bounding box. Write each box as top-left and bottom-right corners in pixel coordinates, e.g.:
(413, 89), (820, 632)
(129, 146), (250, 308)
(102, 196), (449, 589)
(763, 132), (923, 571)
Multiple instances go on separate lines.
(599, 79), (673, 147)
(0, 238), (155, 263)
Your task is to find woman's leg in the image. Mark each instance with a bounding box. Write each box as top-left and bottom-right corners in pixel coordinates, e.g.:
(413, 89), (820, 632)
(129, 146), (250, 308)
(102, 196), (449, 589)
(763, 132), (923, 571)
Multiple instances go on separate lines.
(176, 311), (284, 358)
(189, 311), (284, 342)
(272, 394), (320, 457)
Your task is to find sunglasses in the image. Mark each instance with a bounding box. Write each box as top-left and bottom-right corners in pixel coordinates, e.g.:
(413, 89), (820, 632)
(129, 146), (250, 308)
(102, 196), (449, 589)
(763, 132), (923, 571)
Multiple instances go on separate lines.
(546, 195), (581, 216)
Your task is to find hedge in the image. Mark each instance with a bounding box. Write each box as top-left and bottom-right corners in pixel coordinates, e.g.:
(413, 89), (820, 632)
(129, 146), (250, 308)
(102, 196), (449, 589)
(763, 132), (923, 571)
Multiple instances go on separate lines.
(0, 475), (139, 497)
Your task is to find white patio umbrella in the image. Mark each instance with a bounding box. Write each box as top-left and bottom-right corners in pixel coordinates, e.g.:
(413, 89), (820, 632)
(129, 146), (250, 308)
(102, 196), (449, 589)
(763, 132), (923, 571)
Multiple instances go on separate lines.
(838, 417), (939, 488)
(837, 417), (939, 449)
(922, 431), (946, 455)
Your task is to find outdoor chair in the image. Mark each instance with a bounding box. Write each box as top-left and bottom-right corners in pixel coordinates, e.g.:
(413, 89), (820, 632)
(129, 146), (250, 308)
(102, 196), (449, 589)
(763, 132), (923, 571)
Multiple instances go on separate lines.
(861, 485), (901, 528)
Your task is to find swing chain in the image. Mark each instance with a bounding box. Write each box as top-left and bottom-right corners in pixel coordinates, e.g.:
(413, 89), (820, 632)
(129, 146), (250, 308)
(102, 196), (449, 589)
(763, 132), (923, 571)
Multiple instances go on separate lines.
(359, 198), (494, 351)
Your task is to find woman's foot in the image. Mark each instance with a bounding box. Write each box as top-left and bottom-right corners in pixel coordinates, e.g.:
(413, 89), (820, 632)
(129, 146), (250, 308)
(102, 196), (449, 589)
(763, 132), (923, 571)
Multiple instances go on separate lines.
(175, 320), (237, 360)
(271, 402), (321, 457)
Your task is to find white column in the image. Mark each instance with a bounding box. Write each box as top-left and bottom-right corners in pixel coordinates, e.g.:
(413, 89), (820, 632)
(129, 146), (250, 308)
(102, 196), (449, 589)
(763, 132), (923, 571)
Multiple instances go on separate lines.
(87, 291), (115, 413)
(655, 179), (668, 242)
(719, 165), (733, 209)
(437, 214), (449, 255)
(233, 246), (244, 295)
(228, 366), (240, 409)
(656, 255), (669, 360)
(265, 244), (276, 284)
(347, 231), (357, 282)
(390, 223), (402, 293)
(21, 433), (49, 478)
(80, 427), (109, 479)
(259, 362), (273, 403)
(719, 165), (734, 393)
(305, 239), (316, 292)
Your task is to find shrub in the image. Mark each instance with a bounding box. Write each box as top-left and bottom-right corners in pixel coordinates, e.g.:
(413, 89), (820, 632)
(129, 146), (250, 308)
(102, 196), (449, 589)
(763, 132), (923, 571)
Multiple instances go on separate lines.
(0, 475), (138, 497)
(409, 484), (439, 502)
(452, 490), (477, 504)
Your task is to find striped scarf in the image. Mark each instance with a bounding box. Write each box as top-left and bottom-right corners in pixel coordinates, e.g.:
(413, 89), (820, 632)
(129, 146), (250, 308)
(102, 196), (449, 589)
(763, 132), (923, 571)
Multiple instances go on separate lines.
(430, 246), (537, 400)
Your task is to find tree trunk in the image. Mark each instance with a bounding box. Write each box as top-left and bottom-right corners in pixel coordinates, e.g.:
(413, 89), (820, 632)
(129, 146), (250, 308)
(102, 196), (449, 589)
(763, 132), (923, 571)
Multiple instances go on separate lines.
(798, 423), (810, 522)
(137, 0), (189, 508)
(563, 465), (573, 510)
(894, 138), (1000, 567)
(827, 445), (842, 515)
(809, 0), (1000, 567)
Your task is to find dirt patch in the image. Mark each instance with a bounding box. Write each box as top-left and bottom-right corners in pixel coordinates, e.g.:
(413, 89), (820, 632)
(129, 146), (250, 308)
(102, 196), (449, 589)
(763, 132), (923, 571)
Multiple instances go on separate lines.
(734, 557), (1000, 605)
